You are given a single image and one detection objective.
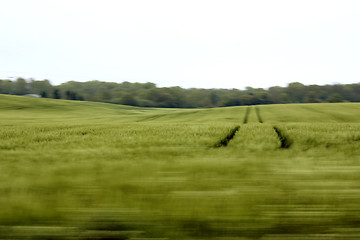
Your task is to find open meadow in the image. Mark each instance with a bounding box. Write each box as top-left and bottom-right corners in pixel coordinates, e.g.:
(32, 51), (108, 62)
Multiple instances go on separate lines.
(1, 94), (360, 239)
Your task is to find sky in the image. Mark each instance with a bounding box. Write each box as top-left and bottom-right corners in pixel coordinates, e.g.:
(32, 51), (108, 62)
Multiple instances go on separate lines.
(1, 0), (360, 89)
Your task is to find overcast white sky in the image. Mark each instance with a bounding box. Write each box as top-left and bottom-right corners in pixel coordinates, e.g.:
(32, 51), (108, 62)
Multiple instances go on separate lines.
(1, 0), (360, 89)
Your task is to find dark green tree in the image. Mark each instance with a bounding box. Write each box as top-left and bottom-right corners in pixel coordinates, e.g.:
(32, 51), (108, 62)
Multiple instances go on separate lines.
(303, 91), (320, 103)
(210, 92), (219, 106)
(13, 78), (27, 95)
(53, 89), (61, 99)
(29, 79), (53, 96)
(41, 91), (47, 98)
(327, 93), (343, 103)
(286, 82), (305, 103)
(0, 80), (13, 94)
(121, 93), (138, 106)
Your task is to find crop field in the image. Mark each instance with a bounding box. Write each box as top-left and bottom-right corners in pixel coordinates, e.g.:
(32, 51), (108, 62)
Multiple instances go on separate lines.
(1, 94), (360, 240)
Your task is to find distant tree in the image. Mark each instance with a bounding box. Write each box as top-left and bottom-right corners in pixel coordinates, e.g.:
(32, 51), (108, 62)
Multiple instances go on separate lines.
(53, 89), (61, 99)
(41, 91), (47, 98)
(121, 81), (132, 90)
(268, 86), (284, 103)
(306, 85), (326, 101)
(101, 90), (112, 102)
(143, 82), (156, 89)
(327, 93), (343, 103)
(223, 97), (240, 106)
(70, 91), (77, 100)
(210, 92), (219, 106)
(303, 91), (320, 103)
(121, 93), (138, 106)
(64, 90), (78, 100)
(244, 86), (255, 94)
(348, 84), (360, 102)
(280, 93), (290, 103)
(65, 90), (71, 100)
(146, 88), (178, 107)
(29, 79), (53, 96)
(286, 82), (305, 103)
(13, 78), (27, 95)
(0, 80), (13, 94)
(167, 87), (186, 108)
(4, 77), (360, 107)
(240, 94), (255, 105)
(254, 89), (270, 104)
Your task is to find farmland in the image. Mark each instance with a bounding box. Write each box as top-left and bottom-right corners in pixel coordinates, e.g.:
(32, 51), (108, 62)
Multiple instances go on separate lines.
(1, 94), (360, 239)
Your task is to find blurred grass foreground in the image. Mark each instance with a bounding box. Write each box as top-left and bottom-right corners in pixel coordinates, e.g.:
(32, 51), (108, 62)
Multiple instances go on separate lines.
(1, 94), (360, 239)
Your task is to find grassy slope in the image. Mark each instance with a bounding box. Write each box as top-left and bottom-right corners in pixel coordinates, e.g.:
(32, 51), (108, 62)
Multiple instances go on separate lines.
(1, 94), (360, 240)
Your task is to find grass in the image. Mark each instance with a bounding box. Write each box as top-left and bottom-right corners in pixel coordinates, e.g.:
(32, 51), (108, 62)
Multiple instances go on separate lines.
(1, 94), (360, 239)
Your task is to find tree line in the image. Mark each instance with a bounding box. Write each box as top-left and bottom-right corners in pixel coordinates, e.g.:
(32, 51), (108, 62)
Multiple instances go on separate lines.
(1, 78), (359, 108)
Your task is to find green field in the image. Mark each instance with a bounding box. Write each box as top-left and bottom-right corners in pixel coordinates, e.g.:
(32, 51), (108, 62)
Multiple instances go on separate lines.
(1, 94), (360, 240)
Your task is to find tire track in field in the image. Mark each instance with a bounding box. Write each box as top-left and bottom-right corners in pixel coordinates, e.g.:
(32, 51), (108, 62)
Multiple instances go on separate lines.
(255, 106), (263, 123)
(213, 125), (240, 147)
(255, 106), (292, 148)
(243, 106), (251, 124)
(213, 106), (293, 149)
(213, 106), (250, 148)
(273, 126), (293, 149)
